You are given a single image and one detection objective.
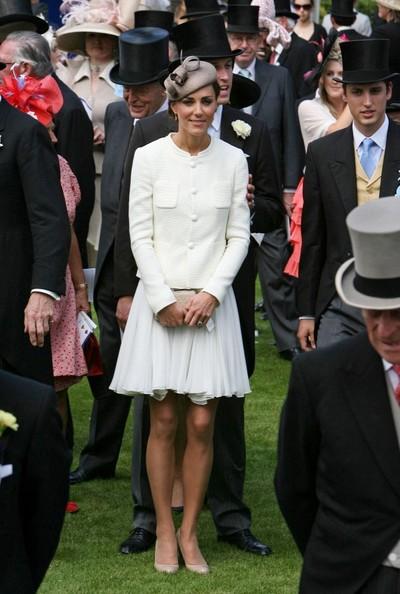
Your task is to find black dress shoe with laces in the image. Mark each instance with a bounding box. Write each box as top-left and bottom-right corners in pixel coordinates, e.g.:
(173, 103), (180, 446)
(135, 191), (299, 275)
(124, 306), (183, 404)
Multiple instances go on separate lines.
(69, 467), (115, 485)
(218, 529), (272, 556)
(119, 528), (156, 554)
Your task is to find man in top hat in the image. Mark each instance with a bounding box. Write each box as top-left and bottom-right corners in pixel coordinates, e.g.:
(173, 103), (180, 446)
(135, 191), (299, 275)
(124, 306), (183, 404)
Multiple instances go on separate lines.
(297, 39), (400, 352)
(271, 0), (318, 98)
(372, 0), (400, 113)
(276, 197), (400, 593)
(114, 13), (283, 556)
(0, 0), (48, 40)
(327, 0), (367, 40)
(322, 0), (372, 36)
(227, 2), (304, 360)
(69, 26), (170, 486)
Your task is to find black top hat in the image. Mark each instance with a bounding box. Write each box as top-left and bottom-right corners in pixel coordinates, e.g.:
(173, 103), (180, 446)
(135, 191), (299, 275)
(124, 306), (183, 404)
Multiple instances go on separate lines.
(183, 0), (224, 19)
(330, 0), (355, 19)
(274, 0), (298, 20)
(226, 5), (260, 33)
(110, 27), (169, 86)
(0, 0), (48, 34)
(334, 39), (398, 84)
(172, 14), (241, 60)
(134, 10), (174, 33)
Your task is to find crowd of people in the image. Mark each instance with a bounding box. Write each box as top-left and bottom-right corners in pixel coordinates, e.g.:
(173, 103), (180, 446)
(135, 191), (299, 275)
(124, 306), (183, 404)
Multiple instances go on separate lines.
(1, 0), (400, 591)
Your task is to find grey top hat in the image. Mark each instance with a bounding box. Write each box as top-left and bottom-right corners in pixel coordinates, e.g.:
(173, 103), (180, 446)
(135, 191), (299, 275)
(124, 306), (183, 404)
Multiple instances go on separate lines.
(335, 197), (400, 310)
(164, 56), (217, 100)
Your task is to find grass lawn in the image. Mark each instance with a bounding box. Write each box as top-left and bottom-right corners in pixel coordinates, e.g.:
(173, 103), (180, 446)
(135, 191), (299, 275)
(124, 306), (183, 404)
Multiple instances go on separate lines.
(40, 313), (301, 594)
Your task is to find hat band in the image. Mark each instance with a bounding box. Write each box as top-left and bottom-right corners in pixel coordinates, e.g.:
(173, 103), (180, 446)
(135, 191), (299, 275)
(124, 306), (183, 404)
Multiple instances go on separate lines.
(353, 273), (400, 298)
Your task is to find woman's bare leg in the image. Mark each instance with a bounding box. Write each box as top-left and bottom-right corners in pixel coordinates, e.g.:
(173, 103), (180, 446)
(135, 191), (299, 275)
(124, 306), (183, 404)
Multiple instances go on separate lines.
(146, 392), (178, 564)
(179, 398), (219, 564)
(172, 398), (186, 509)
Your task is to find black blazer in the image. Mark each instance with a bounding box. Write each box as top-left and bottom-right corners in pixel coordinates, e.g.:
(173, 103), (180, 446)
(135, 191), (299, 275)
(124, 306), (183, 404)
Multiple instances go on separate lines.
(277, 32), (318, 99)
(94, 100), (132, 291)
(0, 99), (70, 382)
(275, 332), (400, 593)
(113, 106), (283, 376)
(371, 22), (400, 105)
(0, 370), (70, 593)
(253, 59), (304, 188)
(53, 74), (95, 267)
(297, 120), (400, 318)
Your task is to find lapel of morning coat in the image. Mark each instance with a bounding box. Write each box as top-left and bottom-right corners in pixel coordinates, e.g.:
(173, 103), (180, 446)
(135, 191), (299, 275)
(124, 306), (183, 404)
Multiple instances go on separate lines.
(380, 120), (400, 197)
(328, 125), (358, 216)
(340, 334), (400, 499)
(252, 61), (272, 119)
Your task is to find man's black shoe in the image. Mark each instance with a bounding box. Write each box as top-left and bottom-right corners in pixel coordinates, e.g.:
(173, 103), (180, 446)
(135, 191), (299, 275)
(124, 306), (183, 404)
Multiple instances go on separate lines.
(218, 529), (272, 556)
(119, 528), (156, 554)
(69, 467), (115, 485)
(279, 347), (302, 362)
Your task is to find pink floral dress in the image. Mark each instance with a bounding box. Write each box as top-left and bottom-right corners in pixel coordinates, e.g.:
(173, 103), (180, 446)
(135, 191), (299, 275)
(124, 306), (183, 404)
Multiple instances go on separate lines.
(51, 156), (88, 392)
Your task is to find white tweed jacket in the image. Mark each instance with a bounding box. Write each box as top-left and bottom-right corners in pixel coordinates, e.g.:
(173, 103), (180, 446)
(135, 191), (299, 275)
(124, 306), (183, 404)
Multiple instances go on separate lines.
(129, 134), (250, 314)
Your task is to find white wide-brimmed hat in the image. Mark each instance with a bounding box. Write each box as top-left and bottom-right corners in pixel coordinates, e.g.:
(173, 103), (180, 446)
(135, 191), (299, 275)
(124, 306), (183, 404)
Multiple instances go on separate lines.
(56, 0), (120, 54)
(375, 0), (400, 11)
(335, 197), (400, 310)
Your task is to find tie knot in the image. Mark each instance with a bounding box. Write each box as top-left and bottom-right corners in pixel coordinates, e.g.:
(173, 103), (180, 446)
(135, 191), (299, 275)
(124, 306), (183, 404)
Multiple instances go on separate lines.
(239, 69), (251, 78)
(362, 137), (375, 151)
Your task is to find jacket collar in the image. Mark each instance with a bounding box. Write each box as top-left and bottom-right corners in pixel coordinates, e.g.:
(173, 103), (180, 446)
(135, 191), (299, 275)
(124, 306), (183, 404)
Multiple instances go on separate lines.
(73, 58), (116, 90)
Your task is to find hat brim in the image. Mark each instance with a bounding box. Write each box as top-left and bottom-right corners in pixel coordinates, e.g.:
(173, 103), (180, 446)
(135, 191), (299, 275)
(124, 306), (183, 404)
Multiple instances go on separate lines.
(56, 22), (120, 53)
(0, 14), (48, 34)
(182, 9), (226, 18)
(230, 73), (261, 108)
(336, 258), (400, 310)
(333, 71), (399, 84)
(109, 63), (167, 86)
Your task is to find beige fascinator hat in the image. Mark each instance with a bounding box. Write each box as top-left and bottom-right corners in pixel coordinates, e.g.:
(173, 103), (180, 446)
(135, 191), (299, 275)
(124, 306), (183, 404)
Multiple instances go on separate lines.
(56, 0), (120, 54)
(375, 0), (400, 11)
(164, 56), (217, 101)
(335, 197), (400, 310)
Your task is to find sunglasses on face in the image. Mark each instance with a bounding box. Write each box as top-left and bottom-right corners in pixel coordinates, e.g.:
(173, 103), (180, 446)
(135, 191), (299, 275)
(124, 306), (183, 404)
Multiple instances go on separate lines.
(0, 62), (13, 70)
(294, 3), (312, 8)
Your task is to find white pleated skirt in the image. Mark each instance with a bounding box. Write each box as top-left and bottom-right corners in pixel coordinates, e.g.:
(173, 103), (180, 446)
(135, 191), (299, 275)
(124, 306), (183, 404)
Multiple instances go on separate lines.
(110, 282), (250, 405)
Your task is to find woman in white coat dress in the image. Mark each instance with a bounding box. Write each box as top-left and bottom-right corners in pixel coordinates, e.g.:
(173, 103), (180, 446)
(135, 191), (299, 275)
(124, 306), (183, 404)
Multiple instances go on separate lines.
(111, 56), (250, 574)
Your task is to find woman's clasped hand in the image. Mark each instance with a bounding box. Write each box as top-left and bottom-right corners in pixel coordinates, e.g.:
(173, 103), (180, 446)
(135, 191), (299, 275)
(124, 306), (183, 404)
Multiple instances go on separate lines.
(157, 293), (219, 328)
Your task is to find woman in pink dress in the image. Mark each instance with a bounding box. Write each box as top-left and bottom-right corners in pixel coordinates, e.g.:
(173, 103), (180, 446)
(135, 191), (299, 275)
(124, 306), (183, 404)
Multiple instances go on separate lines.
(0, 72), (89, 431)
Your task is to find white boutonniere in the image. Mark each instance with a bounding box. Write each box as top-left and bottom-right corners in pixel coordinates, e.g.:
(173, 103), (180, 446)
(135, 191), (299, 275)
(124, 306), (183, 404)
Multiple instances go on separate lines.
(0, 411), (18, 437)
(231, 120), (252, 140)
(0, 135), (3, 148)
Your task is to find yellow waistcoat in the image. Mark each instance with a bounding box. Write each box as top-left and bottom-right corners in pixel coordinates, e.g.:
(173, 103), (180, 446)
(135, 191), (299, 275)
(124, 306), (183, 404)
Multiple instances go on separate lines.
(354, 148), (384, 205)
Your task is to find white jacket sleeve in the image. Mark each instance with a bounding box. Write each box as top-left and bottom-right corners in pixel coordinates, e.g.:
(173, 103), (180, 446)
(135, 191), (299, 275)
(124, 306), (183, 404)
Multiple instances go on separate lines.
(129, 148), (176, 314)
(202, 152), (250, 304)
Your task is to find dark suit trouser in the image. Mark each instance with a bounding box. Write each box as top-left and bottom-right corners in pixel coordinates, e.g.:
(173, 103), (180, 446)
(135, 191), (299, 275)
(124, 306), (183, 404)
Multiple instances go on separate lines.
(78, 253), (132, 473)
(317, 295), (365, 348)
(132, 246), (255, 535)
(256, 226), (298, 352)
(357, 566), (400, 593)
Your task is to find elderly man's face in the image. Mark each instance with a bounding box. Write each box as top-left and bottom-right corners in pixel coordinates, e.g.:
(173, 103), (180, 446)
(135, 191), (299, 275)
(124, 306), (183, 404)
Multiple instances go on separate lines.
(363, 308), (400, 364)
(0, 39), (18, 79)
(123, 82), (165, 119)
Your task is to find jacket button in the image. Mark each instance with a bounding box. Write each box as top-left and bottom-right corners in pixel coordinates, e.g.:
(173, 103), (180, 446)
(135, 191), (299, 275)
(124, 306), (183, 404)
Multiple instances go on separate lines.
(191, 214), (198, 221)
(188, 242), (194, 249)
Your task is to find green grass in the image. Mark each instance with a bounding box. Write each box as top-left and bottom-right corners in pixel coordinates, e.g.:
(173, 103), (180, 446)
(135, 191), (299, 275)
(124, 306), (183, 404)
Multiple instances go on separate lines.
(40, 314), (301, 594)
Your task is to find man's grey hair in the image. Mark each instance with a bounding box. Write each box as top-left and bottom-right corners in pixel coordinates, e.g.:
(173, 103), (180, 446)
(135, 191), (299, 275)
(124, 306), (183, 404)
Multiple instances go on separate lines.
(5, 31), (53, 78)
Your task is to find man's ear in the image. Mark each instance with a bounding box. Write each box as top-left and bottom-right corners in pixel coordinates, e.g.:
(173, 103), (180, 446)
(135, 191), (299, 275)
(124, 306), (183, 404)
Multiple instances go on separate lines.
(18, 62), (33, 75)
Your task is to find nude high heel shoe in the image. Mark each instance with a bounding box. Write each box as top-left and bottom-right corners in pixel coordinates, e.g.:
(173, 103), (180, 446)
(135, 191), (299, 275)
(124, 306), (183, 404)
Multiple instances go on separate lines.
(154, 540), (179, 574)
(176, 529), (209, 575)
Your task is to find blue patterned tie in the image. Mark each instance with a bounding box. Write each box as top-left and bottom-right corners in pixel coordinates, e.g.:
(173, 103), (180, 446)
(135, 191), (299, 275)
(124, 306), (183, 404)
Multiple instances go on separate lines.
(360, 138), (378, 178)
